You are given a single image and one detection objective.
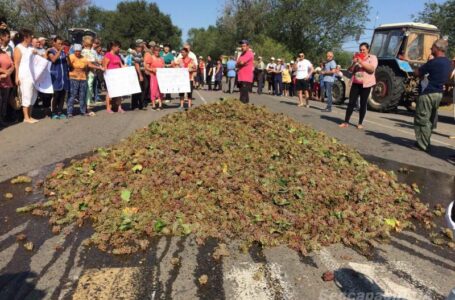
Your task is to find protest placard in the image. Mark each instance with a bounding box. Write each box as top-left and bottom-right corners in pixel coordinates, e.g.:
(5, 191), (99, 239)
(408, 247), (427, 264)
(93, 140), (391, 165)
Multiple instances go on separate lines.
(104, 66), (141, 98)
(34, 61), (54, 94)
(31, 54), (51, 83)
(156, 68), (191, 94)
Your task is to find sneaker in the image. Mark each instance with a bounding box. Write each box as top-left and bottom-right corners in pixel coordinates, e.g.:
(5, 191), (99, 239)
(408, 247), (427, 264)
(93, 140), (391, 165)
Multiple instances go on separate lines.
(51, 114), (59, 120)
(59, 114), (68, 119)
(321, 108), (331, 112)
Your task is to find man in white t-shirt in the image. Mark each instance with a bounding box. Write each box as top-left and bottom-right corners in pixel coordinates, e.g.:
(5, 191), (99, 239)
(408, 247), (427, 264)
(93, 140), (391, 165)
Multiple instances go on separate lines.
(293, 52), (313, 107)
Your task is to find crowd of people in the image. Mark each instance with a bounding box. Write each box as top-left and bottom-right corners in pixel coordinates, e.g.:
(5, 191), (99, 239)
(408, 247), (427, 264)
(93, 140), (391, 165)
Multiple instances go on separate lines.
(0, 17), (453, 159)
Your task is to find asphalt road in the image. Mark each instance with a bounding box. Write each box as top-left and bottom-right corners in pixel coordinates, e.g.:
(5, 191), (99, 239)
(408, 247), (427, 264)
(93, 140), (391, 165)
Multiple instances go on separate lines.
(0, 89), (454, 300)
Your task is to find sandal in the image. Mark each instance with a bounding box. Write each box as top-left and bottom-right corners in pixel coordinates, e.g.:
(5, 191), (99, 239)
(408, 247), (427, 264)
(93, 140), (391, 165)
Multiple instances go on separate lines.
(339, 123), (348, 128)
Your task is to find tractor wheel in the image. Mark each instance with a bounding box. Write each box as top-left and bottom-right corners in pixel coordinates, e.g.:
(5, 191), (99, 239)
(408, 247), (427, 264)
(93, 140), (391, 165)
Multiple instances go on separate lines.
(332, 80), (346, 105)
(368, 65), (405, 112)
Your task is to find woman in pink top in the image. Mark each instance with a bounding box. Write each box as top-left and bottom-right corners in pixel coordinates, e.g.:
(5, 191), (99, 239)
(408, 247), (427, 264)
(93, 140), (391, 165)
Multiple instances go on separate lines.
(103, 41), (125, 113)
(0, 43), (14, 124)
(144, 46), (164, 110)
(339, 42), (378, 129)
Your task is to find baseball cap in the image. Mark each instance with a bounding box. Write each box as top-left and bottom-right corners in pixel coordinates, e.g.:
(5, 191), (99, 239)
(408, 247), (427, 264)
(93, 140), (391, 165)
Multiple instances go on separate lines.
(149, 41), (156, 47)
(73, 44), (82, 51)
(159, 44), (163, 48)
(271, 57), (275, 60)
(38, 37), (47, 42)
(290, 60), (295, 64)
(135, 39), (144, 45)
(239, 39), (249, 45)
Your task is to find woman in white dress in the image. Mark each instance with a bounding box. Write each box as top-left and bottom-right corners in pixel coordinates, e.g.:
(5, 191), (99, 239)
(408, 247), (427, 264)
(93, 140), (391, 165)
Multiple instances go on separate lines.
(13, 29), (39, 124)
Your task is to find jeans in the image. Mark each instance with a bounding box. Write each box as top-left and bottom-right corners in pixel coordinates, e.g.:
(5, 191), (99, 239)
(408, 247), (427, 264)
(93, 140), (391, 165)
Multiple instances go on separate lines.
(239, 81), (252, 103)
(68, 79), (87, 116)
(274, 75), (283, 96)
(324, 81), (334, 109)
(257, 71), (265, 94)
(345, 83), (371, 125)
(227, 77), (235, 93)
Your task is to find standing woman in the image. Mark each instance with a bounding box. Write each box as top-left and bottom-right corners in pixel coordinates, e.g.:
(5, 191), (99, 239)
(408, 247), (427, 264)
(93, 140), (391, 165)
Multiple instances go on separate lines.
(103, 41), (124, 113)
(339, 43), (377, 129)
(14, 29), (39, 123)
(0, 33), (14, 125)
(144, 46), (164, 110)
(175, 48), (196, 109)
(81, 36), (97, 109)
(47, 36), (70, 119)
(214, 59), (223, 91)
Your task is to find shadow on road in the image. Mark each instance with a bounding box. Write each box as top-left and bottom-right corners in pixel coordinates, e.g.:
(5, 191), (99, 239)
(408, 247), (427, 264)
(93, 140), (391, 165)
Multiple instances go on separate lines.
(0, 272), (46, 299)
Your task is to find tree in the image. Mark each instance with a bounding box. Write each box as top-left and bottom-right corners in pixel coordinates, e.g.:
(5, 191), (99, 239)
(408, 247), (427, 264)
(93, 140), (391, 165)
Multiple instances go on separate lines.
(415, 0), (455, 56)
(188, 0), (369, 61)
(80, 1), (182, 50)
(18, 0), (89, 36)
(0, 0), (35, 30)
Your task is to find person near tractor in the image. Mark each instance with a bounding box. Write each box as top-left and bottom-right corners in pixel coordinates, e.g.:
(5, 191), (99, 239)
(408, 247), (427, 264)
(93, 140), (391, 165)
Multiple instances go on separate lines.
(412, 39), (451, 152)
(339, 42), (378, 129)
(321, 51), (337, 112)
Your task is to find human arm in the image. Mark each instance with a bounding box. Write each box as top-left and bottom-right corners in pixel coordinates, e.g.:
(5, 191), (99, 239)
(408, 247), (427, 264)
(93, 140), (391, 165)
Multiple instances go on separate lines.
(306, 64), (314, 80)
(134, 62), (143, 81)
(358, 56), (377, 74)
(47, 48), (62, 63)
(13, 47), (22, 85)
(88, 61), (104, 72)
(321, 61), (337, 75)
(102, 55), (110, 71)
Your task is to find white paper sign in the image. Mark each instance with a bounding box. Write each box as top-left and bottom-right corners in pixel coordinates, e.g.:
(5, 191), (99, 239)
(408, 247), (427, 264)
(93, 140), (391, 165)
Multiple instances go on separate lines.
(34, 61), (54, 94)
(30, 54), (50, 82)
(104, 66), (141, 98)
(156, 68), (191, 93)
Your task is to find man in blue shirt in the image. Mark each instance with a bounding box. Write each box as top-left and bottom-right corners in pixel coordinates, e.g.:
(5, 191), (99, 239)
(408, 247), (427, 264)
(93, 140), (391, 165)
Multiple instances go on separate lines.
(414, 39), (452, 152)
(321, 51), (337, 112)
(226, 56), (236, 94)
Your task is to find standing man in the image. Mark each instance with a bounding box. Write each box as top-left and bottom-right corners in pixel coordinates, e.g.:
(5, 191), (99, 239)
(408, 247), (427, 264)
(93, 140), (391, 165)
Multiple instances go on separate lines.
(321, 51), (337, 112)
(206, 56), (214, 90)
(266, 57), (276, 94)
(226, 56), (237, 94)
(293, 52), (313, 107)
(413, 39), (451, 152)
(236, 39), (254, 104)
(274, 59), (284, 96)
(132, 39), (147, 110)
(255, 56), (265, 95)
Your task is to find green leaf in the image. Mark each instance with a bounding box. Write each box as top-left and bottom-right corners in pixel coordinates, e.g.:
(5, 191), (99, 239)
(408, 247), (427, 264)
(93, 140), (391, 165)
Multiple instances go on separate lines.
(132, 164), (143, 173)
(121, 190), (132, 203)
(273, 198), (290, 206)
(78, 202), (88, 211)
(154, 219), (166, 232)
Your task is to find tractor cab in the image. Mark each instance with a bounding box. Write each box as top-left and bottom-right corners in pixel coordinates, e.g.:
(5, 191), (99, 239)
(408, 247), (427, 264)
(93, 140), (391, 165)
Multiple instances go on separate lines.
(367, 23), (444, 112)
(68, 28), (96, 45)
(370, 23), (440, 70)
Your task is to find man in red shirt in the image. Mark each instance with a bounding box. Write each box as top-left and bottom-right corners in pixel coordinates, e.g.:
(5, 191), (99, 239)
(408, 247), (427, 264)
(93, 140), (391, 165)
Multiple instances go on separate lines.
(236, 39), (254, 103)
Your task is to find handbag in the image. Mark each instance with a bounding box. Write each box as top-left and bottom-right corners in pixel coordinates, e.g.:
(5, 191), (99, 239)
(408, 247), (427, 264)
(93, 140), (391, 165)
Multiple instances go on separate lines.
(9, 87), (22, 110)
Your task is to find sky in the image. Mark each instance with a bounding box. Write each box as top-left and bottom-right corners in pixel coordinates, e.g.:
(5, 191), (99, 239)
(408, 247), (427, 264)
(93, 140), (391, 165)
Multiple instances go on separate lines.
(92, 0), (445, 50)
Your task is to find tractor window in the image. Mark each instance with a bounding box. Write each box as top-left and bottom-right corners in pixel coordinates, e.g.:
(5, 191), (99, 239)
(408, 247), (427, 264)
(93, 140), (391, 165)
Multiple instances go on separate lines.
(370, 30), (403, 57)
(370, 32), (387, 56)
(384, 31), (403, 57)
(405, 32), (439, 62)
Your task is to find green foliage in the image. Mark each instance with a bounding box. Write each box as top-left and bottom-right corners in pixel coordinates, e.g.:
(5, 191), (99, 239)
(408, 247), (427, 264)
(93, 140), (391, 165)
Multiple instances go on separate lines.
(187, 0), (369, 61)
(415, 0), (455, 56)
(80, 1), (182, 49)
(333, 50), (354, 69)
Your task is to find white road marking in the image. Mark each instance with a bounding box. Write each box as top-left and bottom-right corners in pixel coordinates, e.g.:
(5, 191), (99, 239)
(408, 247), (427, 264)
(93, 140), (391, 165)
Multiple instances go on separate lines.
(0, 222), (29, 244)
(0, 243), (19, 271)
(195, 90), (207, 104)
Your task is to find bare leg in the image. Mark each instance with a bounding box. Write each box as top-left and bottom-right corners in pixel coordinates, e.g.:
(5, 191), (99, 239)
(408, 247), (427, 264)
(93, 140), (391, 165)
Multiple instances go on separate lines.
(106, 95), (112, 112)
(298, 90), (303, 106)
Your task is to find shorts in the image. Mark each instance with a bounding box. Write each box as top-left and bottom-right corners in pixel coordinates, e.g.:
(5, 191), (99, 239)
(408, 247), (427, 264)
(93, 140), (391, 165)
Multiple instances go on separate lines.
(19, 78), (38, 107)
(295, 79), (310, 91)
